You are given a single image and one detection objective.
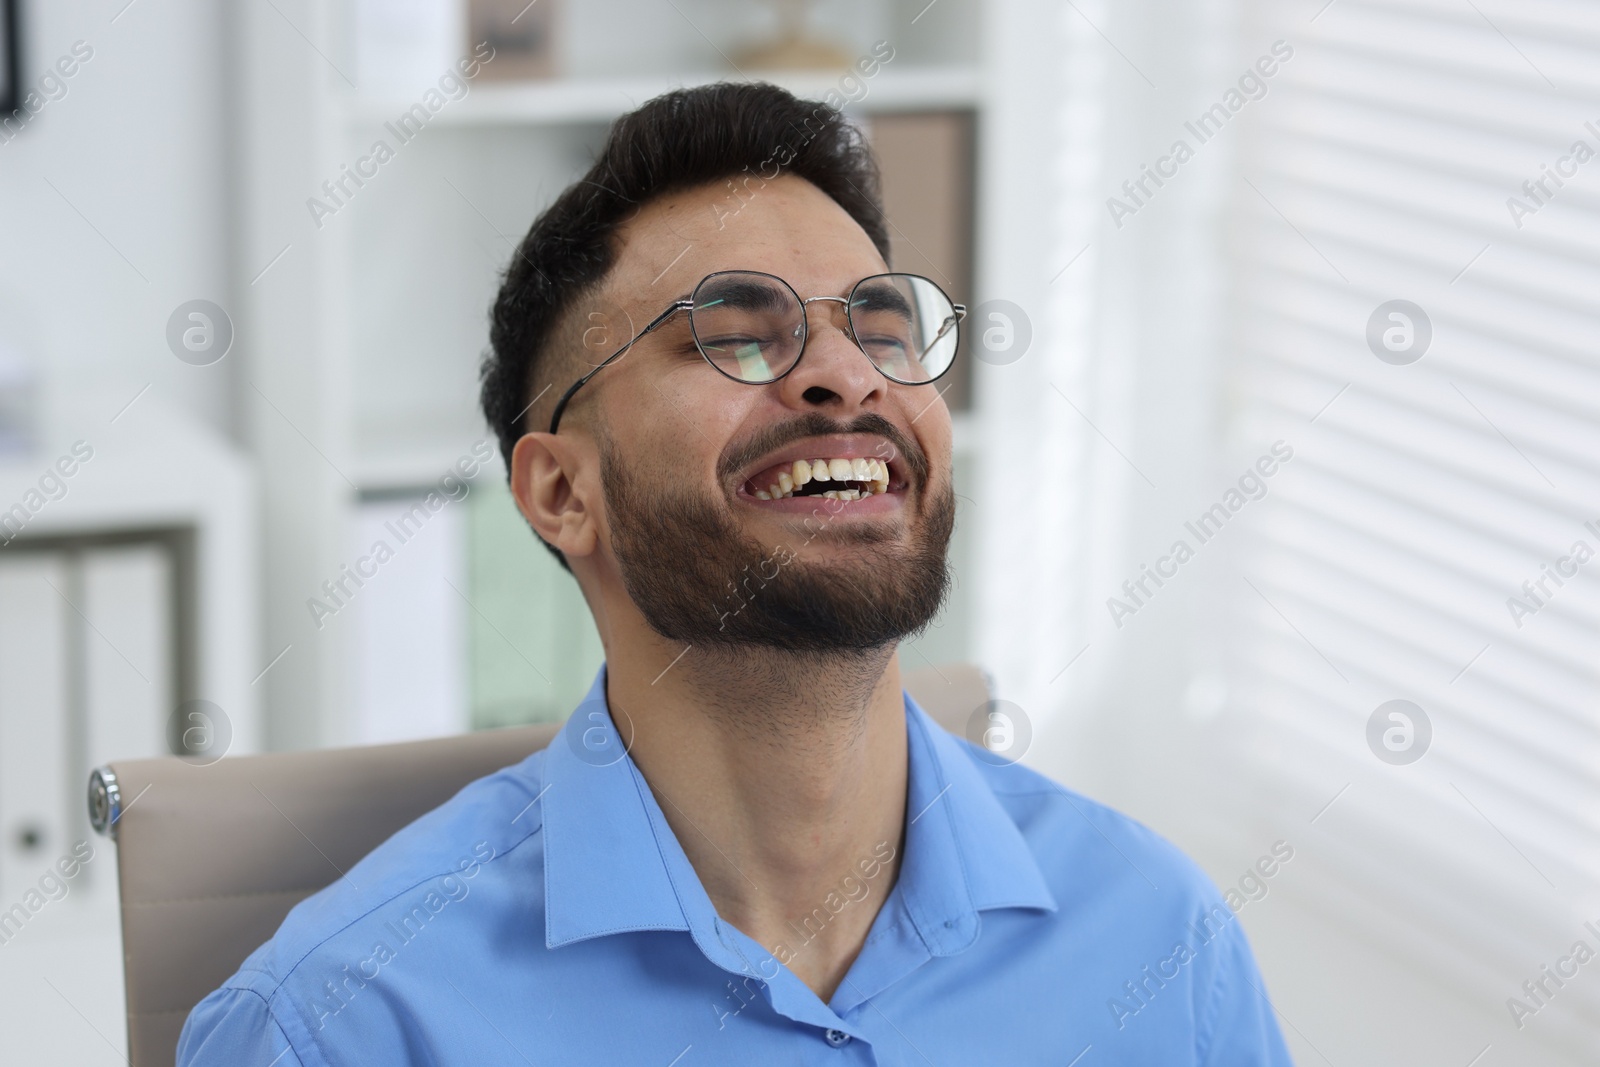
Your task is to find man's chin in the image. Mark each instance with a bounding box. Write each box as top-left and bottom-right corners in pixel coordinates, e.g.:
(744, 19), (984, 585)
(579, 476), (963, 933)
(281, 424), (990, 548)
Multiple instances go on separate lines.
(692, 558), (950, 653)
(754, 517), (905, 551)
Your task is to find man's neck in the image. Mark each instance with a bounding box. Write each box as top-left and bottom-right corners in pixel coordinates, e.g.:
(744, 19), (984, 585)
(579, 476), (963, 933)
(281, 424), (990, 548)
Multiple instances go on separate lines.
(606, 639), (909, 1003)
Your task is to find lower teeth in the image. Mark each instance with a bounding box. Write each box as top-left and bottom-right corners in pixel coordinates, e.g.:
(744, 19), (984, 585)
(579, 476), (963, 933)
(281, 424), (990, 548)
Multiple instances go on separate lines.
(756, 481), (881, 501)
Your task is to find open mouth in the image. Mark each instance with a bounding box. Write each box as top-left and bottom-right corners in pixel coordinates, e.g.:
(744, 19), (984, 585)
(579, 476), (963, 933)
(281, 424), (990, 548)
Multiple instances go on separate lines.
(744, 457), (894, 501)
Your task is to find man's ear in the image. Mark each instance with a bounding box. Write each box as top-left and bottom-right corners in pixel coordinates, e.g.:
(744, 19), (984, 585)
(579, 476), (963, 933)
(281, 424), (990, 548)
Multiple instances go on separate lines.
(510, 431), (601, 561)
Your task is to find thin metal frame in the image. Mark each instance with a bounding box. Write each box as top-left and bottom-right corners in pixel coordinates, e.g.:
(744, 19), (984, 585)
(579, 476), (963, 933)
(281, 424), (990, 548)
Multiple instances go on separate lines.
(546, 271), (966, 434)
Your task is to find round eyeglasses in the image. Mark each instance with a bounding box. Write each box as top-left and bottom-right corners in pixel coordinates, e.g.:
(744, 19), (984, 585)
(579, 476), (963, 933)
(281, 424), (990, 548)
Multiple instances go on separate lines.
(547, 270), (966, 433)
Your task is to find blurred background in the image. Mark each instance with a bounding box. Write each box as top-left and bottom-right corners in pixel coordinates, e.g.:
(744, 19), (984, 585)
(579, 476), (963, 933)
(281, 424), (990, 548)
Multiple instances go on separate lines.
(0, 0), (1597, 1062)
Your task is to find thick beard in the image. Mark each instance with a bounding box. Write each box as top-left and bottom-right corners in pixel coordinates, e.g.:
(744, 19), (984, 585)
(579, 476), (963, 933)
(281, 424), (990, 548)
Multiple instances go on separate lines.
(600, 422), (954, 654)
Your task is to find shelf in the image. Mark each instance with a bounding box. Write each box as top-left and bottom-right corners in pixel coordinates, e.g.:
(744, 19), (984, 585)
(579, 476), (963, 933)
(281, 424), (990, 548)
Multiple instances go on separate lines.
(353, 423), (503, 497)
(340, 66), (982, 129)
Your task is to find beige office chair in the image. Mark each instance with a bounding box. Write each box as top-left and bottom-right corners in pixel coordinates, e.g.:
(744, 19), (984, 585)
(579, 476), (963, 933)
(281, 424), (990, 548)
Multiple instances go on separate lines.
(87, 663), (991, 1066)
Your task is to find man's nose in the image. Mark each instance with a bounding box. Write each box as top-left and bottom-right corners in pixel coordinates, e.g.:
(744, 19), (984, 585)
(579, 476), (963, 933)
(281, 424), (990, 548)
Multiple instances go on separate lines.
(775, 299), (886, 412)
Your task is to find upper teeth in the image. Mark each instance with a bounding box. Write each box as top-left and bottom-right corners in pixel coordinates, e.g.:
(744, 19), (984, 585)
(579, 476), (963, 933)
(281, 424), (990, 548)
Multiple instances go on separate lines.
(753, 458), (892, 501)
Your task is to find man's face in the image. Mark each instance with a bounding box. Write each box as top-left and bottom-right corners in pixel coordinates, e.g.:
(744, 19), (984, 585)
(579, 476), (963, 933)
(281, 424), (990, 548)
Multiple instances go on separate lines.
(565, 175), (955, 652)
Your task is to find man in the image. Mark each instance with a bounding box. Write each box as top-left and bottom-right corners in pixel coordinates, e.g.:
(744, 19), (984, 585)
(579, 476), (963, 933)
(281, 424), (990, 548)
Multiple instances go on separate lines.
(180, 83), (1293, 1065)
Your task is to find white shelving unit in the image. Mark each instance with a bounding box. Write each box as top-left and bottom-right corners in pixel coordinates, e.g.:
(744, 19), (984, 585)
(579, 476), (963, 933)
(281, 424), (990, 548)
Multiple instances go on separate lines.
(0, 391), (258, 1063)
(343, 66), (982, 130)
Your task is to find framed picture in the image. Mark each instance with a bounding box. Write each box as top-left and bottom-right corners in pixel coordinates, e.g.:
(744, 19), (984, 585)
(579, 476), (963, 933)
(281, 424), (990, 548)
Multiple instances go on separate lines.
(0, 0), (18, 118)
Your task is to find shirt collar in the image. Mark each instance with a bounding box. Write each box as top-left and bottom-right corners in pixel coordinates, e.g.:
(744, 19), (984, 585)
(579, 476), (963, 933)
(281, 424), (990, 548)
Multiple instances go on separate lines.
(895, 686), (1058, 956)
(538, 664), (1057, 962)
(539, 666), (690, 949)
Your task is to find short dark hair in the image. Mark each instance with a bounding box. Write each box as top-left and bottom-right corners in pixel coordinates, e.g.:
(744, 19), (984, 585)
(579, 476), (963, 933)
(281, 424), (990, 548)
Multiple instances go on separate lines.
(479, 81), (892, 569)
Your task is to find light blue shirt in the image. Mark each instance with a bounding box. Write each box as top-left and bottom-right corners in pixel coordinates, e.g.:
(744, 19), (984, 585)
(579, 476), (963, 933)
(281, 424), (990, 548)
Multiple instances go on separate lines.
(179, 666), (1293, 1065)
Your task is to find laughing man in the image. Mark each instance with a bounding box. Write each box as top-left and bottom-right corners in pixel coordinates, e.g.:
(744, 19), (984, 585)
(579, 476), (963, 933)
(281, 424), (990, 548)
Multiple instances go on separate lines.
(180, 83), (1294, 1066)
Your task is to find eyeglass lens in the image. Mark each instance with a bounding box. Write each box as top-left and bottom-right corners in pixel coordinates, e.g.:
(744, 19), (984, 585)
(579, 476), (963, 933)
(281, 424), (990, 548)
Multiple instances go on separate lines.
(847, 274), (959, 384)
(689, 273), (806, 383)
(688, 272), (958, 385)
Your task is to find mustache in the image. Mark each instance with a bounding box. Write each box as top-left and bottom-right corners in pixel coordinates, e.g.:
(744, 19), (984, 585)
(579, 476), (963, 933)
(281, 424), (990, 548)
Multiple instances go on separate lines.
(717, 412), (929, 488)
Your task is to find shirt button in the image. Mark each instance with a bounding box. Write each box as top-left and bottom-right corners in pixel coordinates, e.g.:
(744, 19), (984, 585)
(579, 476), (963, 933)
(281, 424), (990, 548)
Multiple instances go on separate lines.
(824, 1029), (851, 1048)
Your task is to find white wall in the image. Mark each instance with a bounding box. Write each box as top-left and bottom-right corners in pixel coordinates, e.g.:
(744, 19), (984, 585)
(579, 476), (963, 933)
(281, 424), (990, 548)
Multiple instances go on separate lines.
(0, 0), (234, 442)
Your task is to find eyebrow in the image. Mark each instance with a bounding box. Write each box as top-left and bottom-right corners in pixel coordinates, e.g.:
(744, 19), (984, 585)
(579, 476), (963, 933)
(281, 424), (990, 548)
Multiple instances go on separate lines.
(848, 283), (914, 317)
(693, 279), (796, 313)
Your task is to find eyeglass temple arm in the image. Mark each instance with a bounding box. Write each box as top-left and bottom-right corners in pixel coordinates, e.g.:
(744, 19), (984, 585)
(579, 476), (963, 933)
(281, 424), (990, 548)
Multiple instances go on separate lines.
(925, 304), (968, 348)
(546, 300), (692, 434)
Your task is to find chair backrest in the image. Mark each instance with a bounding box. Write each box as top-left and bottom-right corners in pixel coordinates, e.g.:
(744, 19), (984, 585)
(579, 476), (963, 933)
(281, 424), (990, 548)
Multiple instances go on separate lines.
(90, 663), (990, 1066)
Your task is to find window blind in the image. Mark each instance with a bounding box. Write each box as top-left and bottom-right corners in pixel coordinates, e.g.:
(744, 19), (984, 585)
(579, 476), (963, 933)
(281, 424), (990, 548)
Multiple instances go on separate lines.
(1222, 0), (1600, 1053)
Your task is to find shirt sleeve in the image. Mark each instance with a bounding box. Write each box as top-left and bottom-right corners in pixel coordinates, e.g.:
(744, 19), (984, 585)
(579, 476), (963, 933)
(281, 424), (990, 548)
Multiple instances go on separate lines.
(1197, 919), (1297, 1067)
(177, 985), (308, 1067)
